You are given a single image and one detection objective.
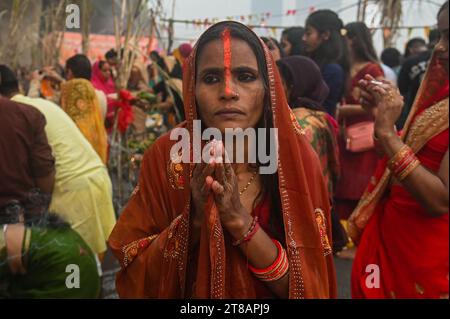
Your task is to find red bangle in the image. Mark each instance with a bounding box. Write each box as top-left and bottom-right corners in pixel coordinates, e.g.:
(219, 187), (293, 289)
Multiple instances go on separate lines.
(388, 145), (414, 173)
(262, 252), (289, 281)
(398, 159), (421, 181)
(394, 152), (416, 175)
(254, 248), (288, 281)
(388, 145), (410, 168)
(248, 239), (290, 282)
(388, 145), (420, 181)
(248, 239), (283, 274)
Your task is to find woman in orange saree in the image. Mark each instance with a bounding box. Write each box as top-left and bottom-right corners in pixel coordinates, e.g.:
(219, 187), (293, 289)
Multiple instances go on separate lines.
(108, 21), (336, 299)
(349, 2), (449, 299)
(60, 79), (108, 164)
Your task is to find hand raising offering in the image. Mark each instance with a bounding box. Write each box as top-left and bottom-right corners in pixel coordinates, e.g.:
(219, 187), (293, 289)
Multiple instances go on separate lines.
(190, 155), (216, 227)
(359, 74), (404, 137)
(206, 141), (254, 239)
(189, 139), (258, 243)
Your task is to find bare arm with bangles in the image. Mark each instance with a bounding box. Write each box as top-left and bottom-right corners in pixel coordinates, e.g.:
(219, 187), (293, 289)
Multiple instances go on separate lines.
(189, 141), (289, 298)
(359, 74), (449, 217)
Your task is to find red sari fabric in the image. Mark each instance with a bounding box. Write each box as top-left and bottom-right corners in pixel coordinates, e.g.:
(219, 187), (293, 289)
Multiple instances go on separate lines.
(251, 196), (277, 298)
(352, 130), (449, 299)
(108, 21), (336, 299)
(335, 63), (384, 218)
(351, 53), (449, 299)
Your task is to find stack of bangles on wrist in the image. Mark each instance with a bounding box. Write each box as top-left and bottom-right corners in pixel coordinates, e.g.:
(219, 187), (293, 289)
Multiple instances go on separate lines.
(232, 216), (260, 247)
(388, 145), (421, 181)
(248, 239), (290, 282)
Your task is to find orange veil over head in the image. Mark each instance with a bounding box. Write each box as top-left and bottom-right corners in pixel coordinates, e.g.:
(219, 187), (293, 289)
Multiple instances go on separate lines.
(108, 21), (336, 299)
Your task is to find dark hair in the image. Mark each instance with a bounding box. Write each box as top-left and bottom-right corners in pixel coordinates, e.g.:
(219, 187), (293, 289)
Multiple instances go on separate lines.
(0, 64), (19, 96)
(261, 36), (285, 58)
(305, 10), (350, 81)
(281, 27), (305, 56)
(404, 37), (427, 58)
(439, 1), (449, 17)
(276, 61), (303, 108)
(381, 47), (402, 68)
(0, 189), (70, 229)
(66, 54), (92, 80)
(276, 61), (293, 86)
(98, 60), (107, 70)
(428, 29), (441, 49)
(195, 21), (284, 242)
(54, 64), (65, 78)
(345, 22), (379, 63)
(105, 49), (118, 60)
(276, 56), (329, 112)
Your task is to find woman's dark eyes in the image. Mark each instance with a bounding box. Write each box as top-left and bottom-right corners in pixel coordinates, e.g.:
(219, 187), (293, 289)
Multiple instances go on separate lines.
(238, 72), (257, 82)
(203, 74), (220, 84)
(202, 72), (257, 84)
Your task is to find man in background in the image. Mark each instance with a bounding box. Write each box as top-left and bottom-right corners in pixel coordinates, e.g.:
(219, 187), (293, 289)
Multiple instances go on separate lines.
(397, 29), (441, 129)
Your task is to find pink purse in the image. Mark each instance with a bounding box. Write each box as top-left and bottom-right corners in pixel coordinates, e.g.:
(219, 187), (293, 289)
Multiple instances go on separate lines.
(345, 121), (375, 153)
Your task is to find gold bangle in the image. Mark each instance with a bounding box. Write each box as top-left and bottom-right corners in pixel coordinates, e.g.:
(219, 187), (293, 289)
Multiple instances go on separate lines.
(398, 159), (421, 181)
(388, 145), (411, 171)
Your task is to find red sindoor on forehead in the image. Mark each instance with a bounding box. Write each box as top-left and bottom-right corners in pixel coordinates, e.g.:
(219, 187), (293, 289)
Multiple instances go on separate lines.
(222, 28), (232, 96)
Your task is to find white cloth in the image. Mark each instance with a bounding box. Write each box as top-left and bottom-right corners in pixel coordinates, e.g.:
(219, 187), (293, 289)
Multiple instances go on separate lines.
(381, 63), (398, 84)
(95, 89), (107, 120)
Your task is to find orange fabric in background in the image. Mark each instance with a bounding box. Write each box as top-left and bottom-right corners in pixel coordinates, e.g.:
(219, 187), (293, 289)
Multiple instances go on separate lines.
(60, 79), (108, 164)
(59, 32), (159, 65)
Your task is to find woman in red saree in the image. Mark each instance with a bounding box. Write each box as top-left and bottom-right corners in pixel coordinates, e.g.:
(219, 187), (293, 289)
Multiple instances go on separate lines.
(108, 21), (336, 299)
(335, 22), (385, 220)
(349, 2), (449, 299)
(91, 61), (117, 126)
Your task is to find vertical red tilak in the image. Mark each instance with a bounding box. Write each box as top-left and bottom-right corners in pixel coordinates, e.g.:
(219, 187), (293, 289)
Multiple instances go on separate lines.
(222, 28), (232, 96)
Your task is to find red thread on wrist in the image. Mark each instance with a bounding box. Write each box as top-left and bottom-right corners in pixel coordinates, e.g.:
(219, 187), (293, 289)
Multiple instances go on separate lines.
(242, 222), (260, 244)
(232, 216), (259, 247)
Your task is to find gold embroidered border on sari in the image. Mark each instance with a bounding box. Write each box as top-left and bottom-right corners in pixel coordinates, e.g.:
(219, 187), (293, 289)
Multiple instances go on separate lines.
(348, 97), (449, 243)
(122, 233), (159, 267)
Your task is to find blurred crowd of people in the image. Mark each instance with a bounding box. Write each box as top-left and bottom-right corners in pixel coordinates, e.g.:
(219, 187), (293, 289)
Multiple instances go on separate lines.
(262, 9), (448, 259)
(0, 41), (193, 298)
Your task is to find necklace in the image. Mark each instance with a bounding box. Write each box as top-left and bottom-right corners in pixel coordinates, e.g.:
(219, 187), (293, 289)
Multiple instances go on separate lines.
(239, 171), (258, 196)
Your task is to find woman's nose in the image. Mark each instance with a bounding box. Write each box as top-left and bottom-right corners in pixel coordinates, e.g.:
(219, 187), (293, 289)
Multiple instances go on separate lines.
(220, 79), (239, 100)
